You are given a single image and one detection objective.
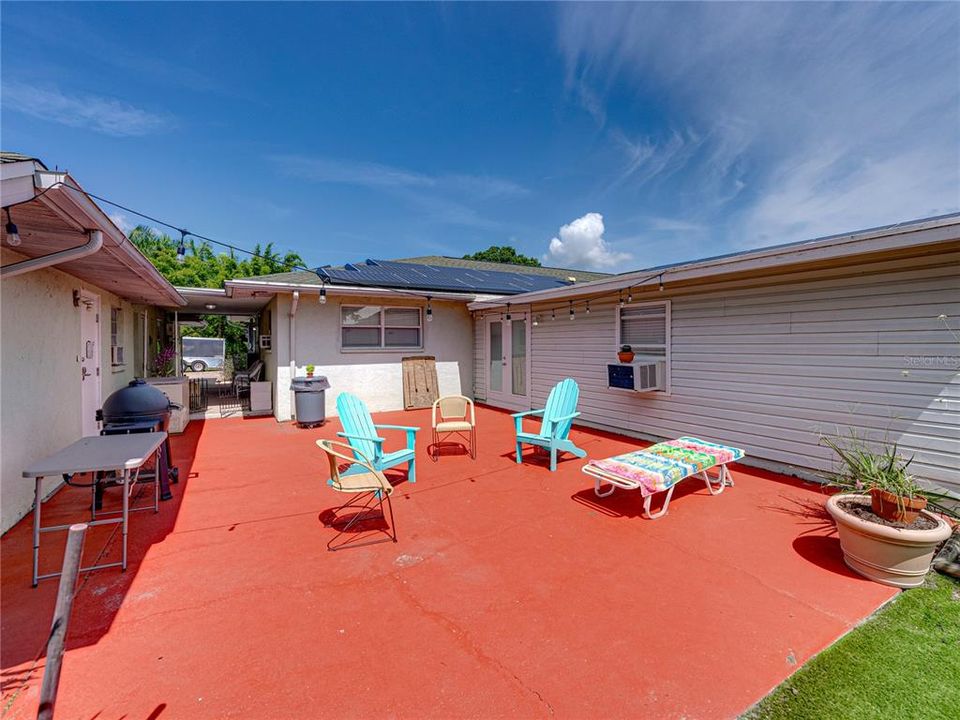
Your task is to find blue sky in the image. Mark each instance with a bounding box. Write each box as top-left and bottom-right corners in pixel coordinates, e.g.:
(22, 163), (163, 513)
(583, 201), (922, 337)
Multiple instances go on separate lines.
(3, 2), (958, 271)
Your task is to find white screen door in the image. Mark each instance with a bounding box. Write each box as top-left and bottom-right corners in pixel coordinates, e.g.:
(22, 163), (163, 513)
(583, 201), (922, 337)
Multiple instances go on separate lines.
(486, 313), (529, 408)
(79, 291), (102, 436)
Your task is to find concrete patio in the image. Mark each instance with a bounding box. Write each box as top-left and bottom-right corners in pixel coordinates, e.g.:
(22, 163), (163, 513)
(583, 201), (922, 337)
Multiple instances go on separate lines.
(1, 406), (897, 719)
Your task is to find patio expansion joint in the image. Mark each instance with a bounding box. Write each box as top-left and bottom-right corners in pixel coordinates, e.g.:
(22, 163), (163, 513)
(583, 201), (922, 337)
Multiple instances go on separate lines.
(388, 569), (556, 716)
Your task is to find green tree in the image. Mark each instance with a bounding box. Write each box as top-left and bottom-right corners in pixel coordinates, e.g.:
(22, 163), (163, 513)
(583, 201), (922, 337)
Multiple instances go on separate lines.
(463, 245), (541, 267)
(130, 225), (306, 364)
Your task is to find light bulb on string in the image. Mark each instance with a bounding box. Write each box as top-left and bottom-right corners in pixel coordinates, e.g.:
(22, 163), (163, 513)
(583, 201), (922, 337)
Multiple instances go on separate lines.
(551, 307), (556, 321)
(319, 284), (327, 304)
(569, 300), (575, 320)
(659, 274), (665, 292)
(505, 303), (511, 321)
(618, 291), (624, 309)
(426, 296), (433, 322)
(4, 208), (21, 247)
(586, 300), (591, 315)
(627, 288), (633, 303)
(176, 230), (188, 263)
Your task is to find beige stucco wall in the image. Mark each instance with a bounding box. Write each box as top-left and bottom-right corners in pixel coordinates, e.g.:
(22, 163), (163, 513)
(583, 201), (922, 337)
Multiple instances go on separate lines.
(266, 293), (473, 421)
(1, 249), (151, 533)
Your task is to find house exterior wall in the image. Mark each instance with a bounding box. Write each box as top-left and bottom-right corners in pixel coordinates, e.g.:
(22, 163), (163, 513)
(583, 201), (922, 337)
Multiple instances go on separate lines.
(1, 250), (150, 533)
(475, 251), (960, 495)
(267, 294), (474, 421)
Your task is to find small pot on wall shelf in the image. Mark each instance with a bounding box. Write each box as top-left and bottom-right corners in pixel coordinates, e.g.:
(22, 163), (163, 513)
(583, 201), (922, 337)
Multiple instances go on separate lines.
(617, 345), (635, 363)
(870, 487), (927, 524)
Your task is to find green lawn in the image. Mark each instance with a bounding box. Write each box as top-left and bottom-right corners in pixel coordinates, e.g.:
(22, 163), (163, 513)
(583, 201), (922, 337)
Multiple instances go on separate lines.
(743, 572), (960, 720)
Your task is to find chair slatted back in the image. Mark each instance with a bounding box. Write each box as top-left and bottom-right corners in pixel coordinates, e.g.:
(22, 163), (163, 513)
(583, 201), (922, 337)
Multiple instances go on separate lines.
(336, 392), (379, 461)
(540, 378), (579, 440)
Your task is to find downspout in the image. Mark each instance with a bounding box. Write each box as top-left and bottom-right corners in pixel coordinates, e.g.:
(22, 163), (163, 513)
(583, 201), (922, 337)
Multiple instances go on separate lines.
(1, 229), (103, 279)
(288, 291), (299, 421)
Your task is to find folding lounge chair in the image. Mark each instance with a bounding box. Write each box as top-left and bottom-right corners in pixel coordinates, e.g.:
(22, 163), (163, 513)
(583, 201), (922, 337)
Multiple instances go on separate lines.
(512, 378), (586, 472)
(431, 395), (476, 460)
(317, 439), (397, 551)
(583, 437), (744, 519)
(336, 392), (419, 482)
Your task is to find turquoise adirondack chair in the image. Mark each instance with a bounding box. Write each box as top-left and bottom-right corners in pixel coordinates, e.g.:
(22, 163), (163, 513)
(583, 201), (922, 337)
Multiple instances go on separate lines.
(512, 378), (586, 471)
(336, 392), (420, 483)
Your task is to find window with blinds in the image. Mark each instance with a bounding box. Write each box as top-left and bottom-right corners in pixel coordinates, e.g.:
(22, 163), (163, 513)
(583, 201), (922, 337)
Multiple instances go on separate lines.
(618, 301), (669, 358)
(341, 305), (423, 350)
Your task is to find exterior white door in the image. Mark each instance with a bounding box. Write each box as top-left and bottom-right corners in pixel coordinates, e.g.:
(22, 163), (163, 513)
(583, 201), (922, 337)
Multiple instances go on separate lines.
(485, 313), (529, 410)
(79, 291), (102, 436)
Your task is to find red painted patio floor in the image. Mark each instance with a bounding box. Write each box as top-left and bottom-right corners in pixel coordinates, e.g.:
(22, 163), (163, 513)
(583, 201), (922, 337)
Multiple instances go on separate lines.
(1, 406), (896, 719)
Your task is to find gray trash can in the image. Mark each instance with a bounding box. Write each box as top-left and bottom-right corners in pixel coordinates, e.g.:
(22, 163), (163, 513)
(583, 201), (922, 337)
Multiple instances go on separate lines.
(291, 375), (330, 427)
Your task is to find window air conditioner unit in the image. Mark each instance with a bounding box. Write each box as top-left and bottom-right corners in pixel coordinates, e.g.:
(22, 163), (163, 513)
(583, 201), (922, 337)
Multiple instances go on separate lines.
(608, 359), (664, 392)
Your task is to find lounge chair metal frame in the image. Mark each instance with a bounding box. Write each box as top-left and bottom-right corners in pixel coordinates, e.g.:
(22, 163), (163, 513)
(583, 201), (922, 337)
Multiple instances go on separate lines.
(585, 462), (734, 519)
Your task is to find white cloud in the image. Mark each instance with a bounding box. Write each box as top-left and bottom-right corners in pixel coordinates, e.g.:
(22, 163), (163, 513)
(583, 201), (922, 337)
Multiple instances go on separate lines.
(543, 212), (631, 270)
(3, 82), (172, 136)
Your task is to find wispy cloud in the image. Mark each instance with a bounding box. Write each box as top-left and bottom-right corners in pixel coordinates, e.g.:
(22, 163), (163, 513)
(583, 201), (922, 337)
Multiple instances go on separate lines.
(268, 154), (527, 230)
(3, 83), (173, 137)
(557, 3), (960, 247)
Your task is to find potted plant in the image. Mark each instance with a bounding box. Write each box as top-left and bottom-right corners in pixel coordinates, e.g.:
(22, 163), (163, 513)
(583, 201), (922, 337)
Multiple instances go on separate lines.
(617, 345), (635, 363)
(305, 364), (315, 378)
(822, 430), (953, 588)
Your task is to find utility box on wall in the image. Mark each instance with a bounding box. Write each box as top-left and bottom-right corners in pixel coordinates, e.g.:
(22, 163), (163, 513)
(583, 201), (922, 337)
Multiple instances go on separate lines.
(607, 361), (664, 392)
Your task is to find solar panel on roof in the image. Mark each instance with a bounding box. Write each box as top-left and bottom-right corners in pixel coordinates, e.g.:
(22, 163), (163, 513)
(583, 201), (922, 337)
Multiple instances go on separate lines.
(315, 259), (571, 294)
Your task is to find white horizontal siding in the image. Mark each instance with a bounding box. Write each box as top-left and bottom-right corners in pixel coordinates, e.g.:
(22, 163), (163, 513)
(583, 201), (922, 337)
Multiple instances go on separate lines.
(478, 253), (960, 494)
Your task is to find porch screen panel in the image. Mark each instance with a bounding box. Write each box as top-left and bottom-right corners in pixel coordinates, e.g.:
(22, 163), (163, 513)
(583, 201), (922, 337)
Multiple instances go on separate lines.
(511, 318), (526, 396)
(489, 321), (503, 392)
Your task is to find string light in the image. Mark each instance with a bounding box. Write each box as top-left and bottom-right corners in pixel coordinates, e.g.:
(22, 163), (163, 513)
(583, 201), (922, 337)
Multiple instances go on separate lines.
(569, 300), (575, 320)
(319, 284), (327, 304)
(532, 315), (540, 326)
(627, 288), (633, 303)
(551, 307), (556, 321)
(585, 299), (591, 315)
(426, 296), (433, 322)
(505, 302), (511, 321)
(176, 230), (187, 263)
(4, 208), (21, 247)
(659, 274), (664, 292)
(618, 291), (624, 309)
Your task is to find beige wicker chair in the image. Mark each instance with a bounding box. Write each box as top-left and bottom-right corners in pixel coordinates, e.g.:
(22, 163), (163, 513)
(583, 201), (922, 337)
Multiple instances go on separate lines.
(316, 439), (397, 550)
(431, 395), (476, 461)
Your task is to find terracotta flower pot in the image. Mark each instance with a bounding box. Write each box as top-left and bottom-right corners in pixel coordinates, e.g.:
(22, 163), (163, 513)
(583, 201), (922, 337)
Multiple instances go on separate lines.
(870, 487), (927, 524)
(617, 351), (635, 363)
(825, 494), (952, 588)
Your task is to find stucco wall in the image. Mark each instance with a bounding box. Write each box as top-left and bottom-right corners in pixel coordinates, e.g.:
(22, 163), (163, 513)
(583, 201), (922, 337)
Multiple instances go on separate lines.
(268, 294), (473, 420)
(1, 249), (148, 533)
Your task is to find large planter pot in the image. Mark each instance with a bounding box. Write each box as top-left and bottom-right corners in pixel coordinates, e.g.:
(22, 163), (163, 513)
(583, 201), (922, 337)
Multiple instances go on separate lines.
(826, 494), (952, 588)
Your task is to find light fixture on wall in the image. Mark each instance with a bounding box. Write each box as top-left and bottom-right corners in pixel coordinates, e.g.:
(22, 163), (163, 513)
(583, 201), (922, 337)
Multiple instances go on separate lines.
(319, 284), (327, 304)
(176, 230), (187, 263)
(426, 296), (433, 322)
(4, 208), (21, 247)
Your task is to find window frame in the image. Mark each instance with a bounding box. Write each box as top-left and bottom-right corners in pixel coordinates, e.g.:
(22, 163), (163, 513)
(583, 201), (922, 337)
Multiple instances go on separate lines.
(110, 306), (126, 370)
(615, 299), (671, 394)
(339, 303), (425, 352)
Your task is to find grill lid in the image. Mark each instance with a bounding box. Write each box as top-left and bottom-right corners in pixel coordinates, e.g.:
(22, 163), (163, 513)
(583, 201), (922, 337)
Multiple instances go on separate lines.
(100, 378), (173, 420)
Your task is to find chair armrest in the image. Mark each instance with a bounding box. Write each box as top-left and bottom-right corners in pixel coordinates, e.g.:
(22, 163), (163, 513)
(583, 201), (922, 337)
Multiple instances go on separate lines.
(373, 424), (420, 432)
(374, 424), (418, 450)
(336, 431), (385, 446)
(510, 409), (544, 419)
(552, 411), (581, 423)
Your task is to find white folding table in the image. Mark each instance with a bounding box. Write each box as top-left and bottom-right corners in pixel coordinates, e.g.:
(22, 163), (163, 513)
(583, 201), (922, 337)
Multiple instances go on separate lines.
(23, 432), (167, 586)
